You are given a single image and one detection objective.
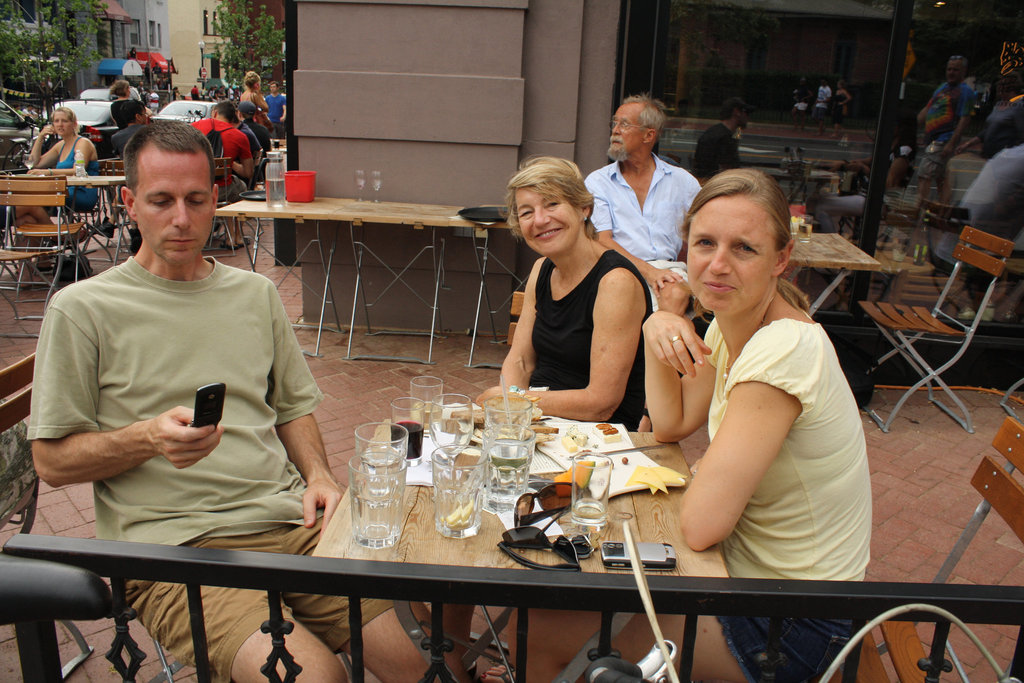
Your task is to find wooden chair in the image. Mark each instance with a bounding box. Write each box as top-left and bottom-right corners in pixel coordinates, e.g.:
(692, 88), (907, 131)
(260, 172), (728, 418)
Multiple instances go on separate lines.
(859, 227), (1015, 433)
(877, 415), (1024, 682)
(0, 353), (96, 678)
(507, 290), (525, 346)
(0, 177), (85, 318)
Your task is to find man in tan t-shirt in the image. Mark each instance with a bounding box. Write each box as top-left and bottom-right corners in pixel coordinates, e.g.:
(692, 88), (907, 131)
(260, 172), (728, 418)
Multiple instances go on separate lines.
(29, 121), (464, 683)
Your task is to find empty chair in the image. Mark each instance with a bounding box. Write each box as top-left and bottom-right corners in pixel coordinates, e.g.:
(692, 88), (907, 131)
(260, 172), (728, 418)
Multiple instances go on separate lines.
(859, 226), (1015, 433)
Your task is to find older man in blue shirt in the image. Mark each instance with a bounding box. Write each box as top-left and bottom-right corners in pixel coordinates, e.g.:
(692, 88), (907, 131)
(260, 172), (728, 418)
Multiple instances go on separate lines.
(585, 94), (701, 310)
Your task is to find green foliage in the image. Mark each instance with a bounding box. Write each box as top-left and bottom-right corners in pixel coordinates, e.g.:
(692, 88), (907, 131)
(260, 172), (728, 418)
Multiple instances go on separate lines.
(0, 0), (103, 108)
(210, 0), (284, 86)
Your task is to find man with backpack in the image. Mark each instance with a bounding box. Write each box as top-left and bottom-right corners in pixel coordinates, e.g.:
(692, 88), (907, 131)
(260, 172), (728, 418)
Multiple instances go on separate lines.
(191, 101), (252, 207)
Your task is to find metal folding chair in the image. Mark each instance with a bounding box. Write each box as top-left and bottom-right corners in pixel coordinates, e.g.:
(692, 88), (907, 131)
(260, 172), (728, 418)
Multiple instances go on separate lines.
(0, 177), (85, 319)
(859, 226), (1015, 433)
(876, 416), (1024, 682)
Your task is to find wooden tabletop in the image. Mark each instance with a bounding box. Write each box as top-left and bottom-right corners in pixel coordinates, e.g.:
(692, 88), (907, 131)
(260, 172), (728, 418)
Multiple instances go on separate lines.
(67, 175), (126, 187)
(216, 197), (507, 231)
(790, 233), (882, 272)
(215, 197), (358, 222)
(332, 200), (481, 229)
(314, 433), (727, 578)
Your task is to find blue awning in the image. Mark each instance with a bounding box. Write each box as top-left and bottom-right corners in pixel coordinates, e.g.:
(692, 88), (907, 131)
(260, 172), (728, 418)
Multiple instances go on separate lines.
(97, 58), (128, 76)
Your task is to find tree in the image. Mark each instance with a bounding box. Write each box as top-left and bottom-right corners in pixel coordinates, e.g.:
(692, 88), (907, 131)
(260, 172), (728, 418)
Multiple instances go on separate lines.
(0, 0), (103, 112)
(210, 0), (284, 85)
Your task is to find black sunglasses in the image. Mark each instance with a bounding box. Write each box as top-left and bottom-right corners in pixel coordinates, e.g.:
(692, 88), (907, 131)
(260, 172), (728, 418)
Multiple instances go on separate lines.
(498, 525), (593, 572)
(514, 482), (571, 527)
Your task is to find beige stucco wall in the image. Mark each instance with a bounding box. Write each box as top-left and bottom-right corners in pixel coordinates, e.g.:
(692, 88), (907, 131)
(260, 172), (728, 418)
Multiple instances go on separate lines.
(292, 0), (620, 334)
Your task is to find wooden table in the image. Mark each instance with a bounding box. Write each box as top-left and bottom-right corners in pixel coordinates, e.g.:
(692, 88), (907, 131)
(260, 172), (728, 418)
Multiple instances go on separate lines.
(314, 433), (727, 579)
(333, 201), (481, 365)
(66, 174), (127, 187)
(216, 198), (361, 356)
(790, 233), (882, 314)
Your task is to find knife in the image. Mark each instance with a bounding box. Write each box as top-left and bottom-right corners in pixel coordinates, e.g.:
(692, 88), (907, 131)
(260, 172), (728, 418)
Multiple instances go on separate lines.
(581, 443), (667, 457)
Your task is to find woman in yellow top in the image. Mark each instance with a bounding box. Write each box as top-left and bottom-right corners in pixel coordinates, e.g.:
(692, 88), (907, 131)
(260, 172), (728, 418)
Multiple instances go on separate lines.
(642, 168), (872, 681)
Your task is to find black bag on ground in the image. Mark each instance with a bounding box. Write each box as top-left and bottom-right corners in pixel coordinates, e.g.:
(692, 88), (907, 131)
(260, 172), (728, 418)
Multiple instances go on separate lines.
(826, 329), (875, 408)
(57, 252), (93, 282)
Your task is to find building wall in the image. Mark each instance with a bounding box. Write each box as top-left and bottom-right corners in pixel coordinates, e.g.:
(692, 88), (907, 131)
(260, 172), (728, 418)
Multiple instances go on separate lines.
(293, 0), (621, 330)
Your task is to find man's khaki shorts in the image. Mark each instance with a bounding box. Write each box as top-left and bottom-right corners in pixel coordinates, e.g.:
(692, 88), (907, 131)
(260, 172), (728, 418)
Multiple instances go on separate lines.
(917, 142), (947, 180)
(126, 521), (392, 683)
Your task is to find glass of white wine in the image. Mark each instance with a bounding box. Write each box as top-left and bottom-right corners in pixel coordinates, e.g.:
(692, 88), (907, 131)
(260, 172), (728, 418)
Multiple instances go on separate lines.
(355, 169), (365, 201)
(371, 170), (382, 202)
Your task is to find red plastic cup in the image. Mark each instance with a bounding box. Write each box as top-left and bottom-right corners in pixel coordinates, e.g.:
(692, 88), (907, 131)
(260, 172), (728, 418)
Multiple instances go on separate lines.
(284, 170), (317, 203)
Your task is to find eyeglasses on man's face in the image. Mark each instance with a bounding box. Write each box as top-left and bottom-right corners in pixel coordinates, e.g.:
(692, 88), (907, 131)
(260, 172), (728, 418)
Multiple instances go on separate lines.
(610, 118), (650, 132)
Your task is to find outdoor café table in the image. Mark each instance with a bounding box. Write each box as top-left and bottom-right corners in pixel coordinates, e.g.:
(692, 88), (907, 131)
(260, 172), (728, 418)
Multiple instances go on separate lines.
(215, 197), (358, 356)
(66, 174), (127, 187)
(314, 432), (727, 577)
(330, 200), (480, 365)
(789, 232), (882, 315)
(68, 174), (131, 264)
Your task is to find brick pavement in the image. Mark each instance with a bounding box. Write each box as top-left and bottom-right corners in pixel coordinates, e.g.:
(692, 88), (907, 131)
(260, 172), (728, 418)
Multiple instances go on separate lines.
(1, 226), (1022, 681)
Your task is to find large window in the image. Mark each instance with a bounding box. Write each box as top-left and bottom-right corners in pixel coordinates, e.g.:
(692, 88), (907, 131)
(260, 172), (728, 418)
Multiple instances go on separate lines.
(657, 0), (1023, 331)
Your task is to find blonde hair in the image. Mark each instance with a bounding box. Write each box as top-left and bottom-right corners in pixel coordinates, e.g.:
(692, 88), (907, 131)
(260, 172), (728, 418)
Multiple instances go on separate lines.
(505, 156), (596, 240)
(244, 71), (261, 89)
(682, 168), (809, 315)
(52, 106), (78, 128)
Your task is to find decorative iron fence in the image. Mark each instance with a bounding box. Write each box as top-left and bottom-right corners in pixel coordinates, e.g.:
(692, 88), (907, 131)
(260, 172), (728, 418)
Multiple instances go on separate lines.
(5, 533), (1024, 683)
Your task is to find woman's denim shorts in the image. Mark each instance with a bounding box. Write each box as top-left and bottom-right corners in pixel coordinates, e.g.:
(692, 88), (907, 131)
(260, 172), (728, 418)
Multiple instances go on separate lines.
(718, 616), (851, 683)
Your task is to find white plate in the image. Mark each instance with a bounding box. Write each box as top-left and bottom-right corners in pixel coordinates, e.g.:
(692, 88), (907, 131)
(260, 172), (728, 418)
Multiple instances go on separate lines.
(534, 420), (687, 496)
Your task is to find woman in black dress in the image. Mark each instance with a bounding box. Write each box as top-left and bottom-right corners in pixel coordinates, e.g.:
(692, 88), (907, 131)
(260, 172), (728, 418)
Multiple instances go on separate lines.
(476, 157), (651, 429)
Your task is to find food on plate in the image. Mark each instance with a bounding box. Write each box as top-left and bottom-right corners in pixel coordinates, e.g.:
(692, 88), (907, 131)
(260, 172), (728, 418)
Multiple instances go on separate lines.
(594, 423), (622, 443)
(625, 465), (688, 494)
(553, 461), (595, 488)
(531, 425), (559, 435)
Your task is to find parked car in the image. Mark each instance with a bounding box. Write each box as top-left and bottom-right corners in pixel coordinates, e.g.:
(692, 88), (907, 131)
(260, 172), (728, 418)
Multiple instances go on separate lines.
(59, 100), (118, 160)
(0, 99), (37, 170)
(153, 100), (215, 123)
(78, 87), (114, 101)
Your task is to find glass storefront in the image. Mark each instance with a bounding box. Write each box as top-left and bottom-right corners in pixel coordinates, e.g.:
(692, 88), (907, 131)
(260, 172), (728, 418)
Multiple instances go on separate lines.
(653, 0), (1023, 334)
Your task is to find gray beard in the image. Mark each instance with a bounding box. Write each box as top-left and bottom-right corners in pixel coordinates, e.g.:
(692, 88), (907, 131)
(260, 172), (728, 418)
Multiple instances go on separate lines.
(607, 143), (628, 162)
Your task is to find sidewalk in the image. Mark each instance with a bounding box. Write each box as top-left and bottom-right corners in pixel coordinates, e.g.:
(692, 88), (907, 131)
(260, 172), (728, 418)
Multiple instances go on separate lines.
(1, 228), (1022, 681)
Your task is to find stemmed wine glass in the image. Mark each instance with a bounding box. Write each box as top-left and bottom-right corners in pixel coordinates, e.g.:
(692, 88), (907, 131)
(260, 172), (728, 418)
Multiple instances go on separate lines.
(429, 393), (474, 452)
(354, 169), (365, 201)
(371, 170), (382, 202)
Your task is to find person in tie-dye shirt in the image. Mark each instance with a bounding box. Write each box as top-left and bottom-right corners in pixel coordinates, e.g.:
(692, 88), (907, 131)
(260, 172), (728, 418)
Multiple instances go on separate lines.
(916, 56), (976, 207)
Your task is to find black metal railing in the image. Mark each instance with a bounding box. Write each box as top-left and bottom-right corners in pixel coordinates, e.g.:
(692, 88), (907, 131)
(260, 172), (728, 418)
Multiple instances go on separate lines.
(5, 532), (1024, 683)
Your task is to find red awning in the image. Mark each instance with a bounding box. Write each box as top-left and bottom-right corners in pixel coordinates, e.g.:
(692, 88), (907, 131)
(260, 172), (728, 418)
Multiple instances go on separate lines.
(134, 51), (170, 74)
(100, 0), (131, 22)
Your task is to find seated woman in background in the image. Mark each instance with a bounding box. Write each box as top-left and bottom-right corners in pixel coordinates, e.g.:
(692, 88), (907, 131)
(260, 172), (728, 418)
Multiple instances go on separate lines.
(476, 156), (651, 430)
(643, 168), (872, 681)
(17, 106), (100, 226)
(813, 113), (917, 234)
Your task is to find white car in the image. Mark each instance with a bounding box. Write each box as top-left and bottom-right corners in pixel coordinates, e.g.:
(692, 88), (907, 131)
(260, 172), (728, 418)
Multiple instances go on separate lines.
(153, 100), (215, 123)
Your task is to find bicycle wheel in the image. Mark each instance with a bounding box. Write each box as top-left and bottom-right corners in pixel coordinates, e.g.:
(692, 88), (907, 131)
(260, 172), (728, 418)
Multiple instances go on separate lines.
(2, 140), (31, 171)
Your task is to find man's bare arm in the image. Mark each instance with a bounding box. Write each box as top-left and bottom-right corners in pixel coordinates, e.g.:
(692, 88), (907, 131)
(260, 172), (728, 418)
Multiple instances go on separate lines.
(33, 407), (222, 487)
(276, 414), (342, 529)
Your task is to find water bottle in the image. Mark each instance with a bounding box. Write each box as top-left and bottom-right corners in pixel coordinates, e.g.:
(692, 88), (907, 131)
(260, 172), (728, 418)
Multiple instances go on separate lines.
(74, 149), (87, 177)
(266, 151), (285, 208)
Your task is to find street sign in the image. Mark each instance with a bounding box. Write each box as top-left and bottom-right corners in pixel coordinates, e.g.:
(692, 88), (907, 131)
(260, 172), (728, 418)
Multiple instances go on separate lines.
(200, 66), (208, 79)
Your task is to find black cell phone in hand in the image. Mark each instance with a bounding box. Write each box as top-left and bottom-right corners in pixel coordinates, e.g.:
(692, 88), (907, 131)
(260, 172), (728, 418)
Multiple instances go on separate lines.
(190, 383), (225, 428)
